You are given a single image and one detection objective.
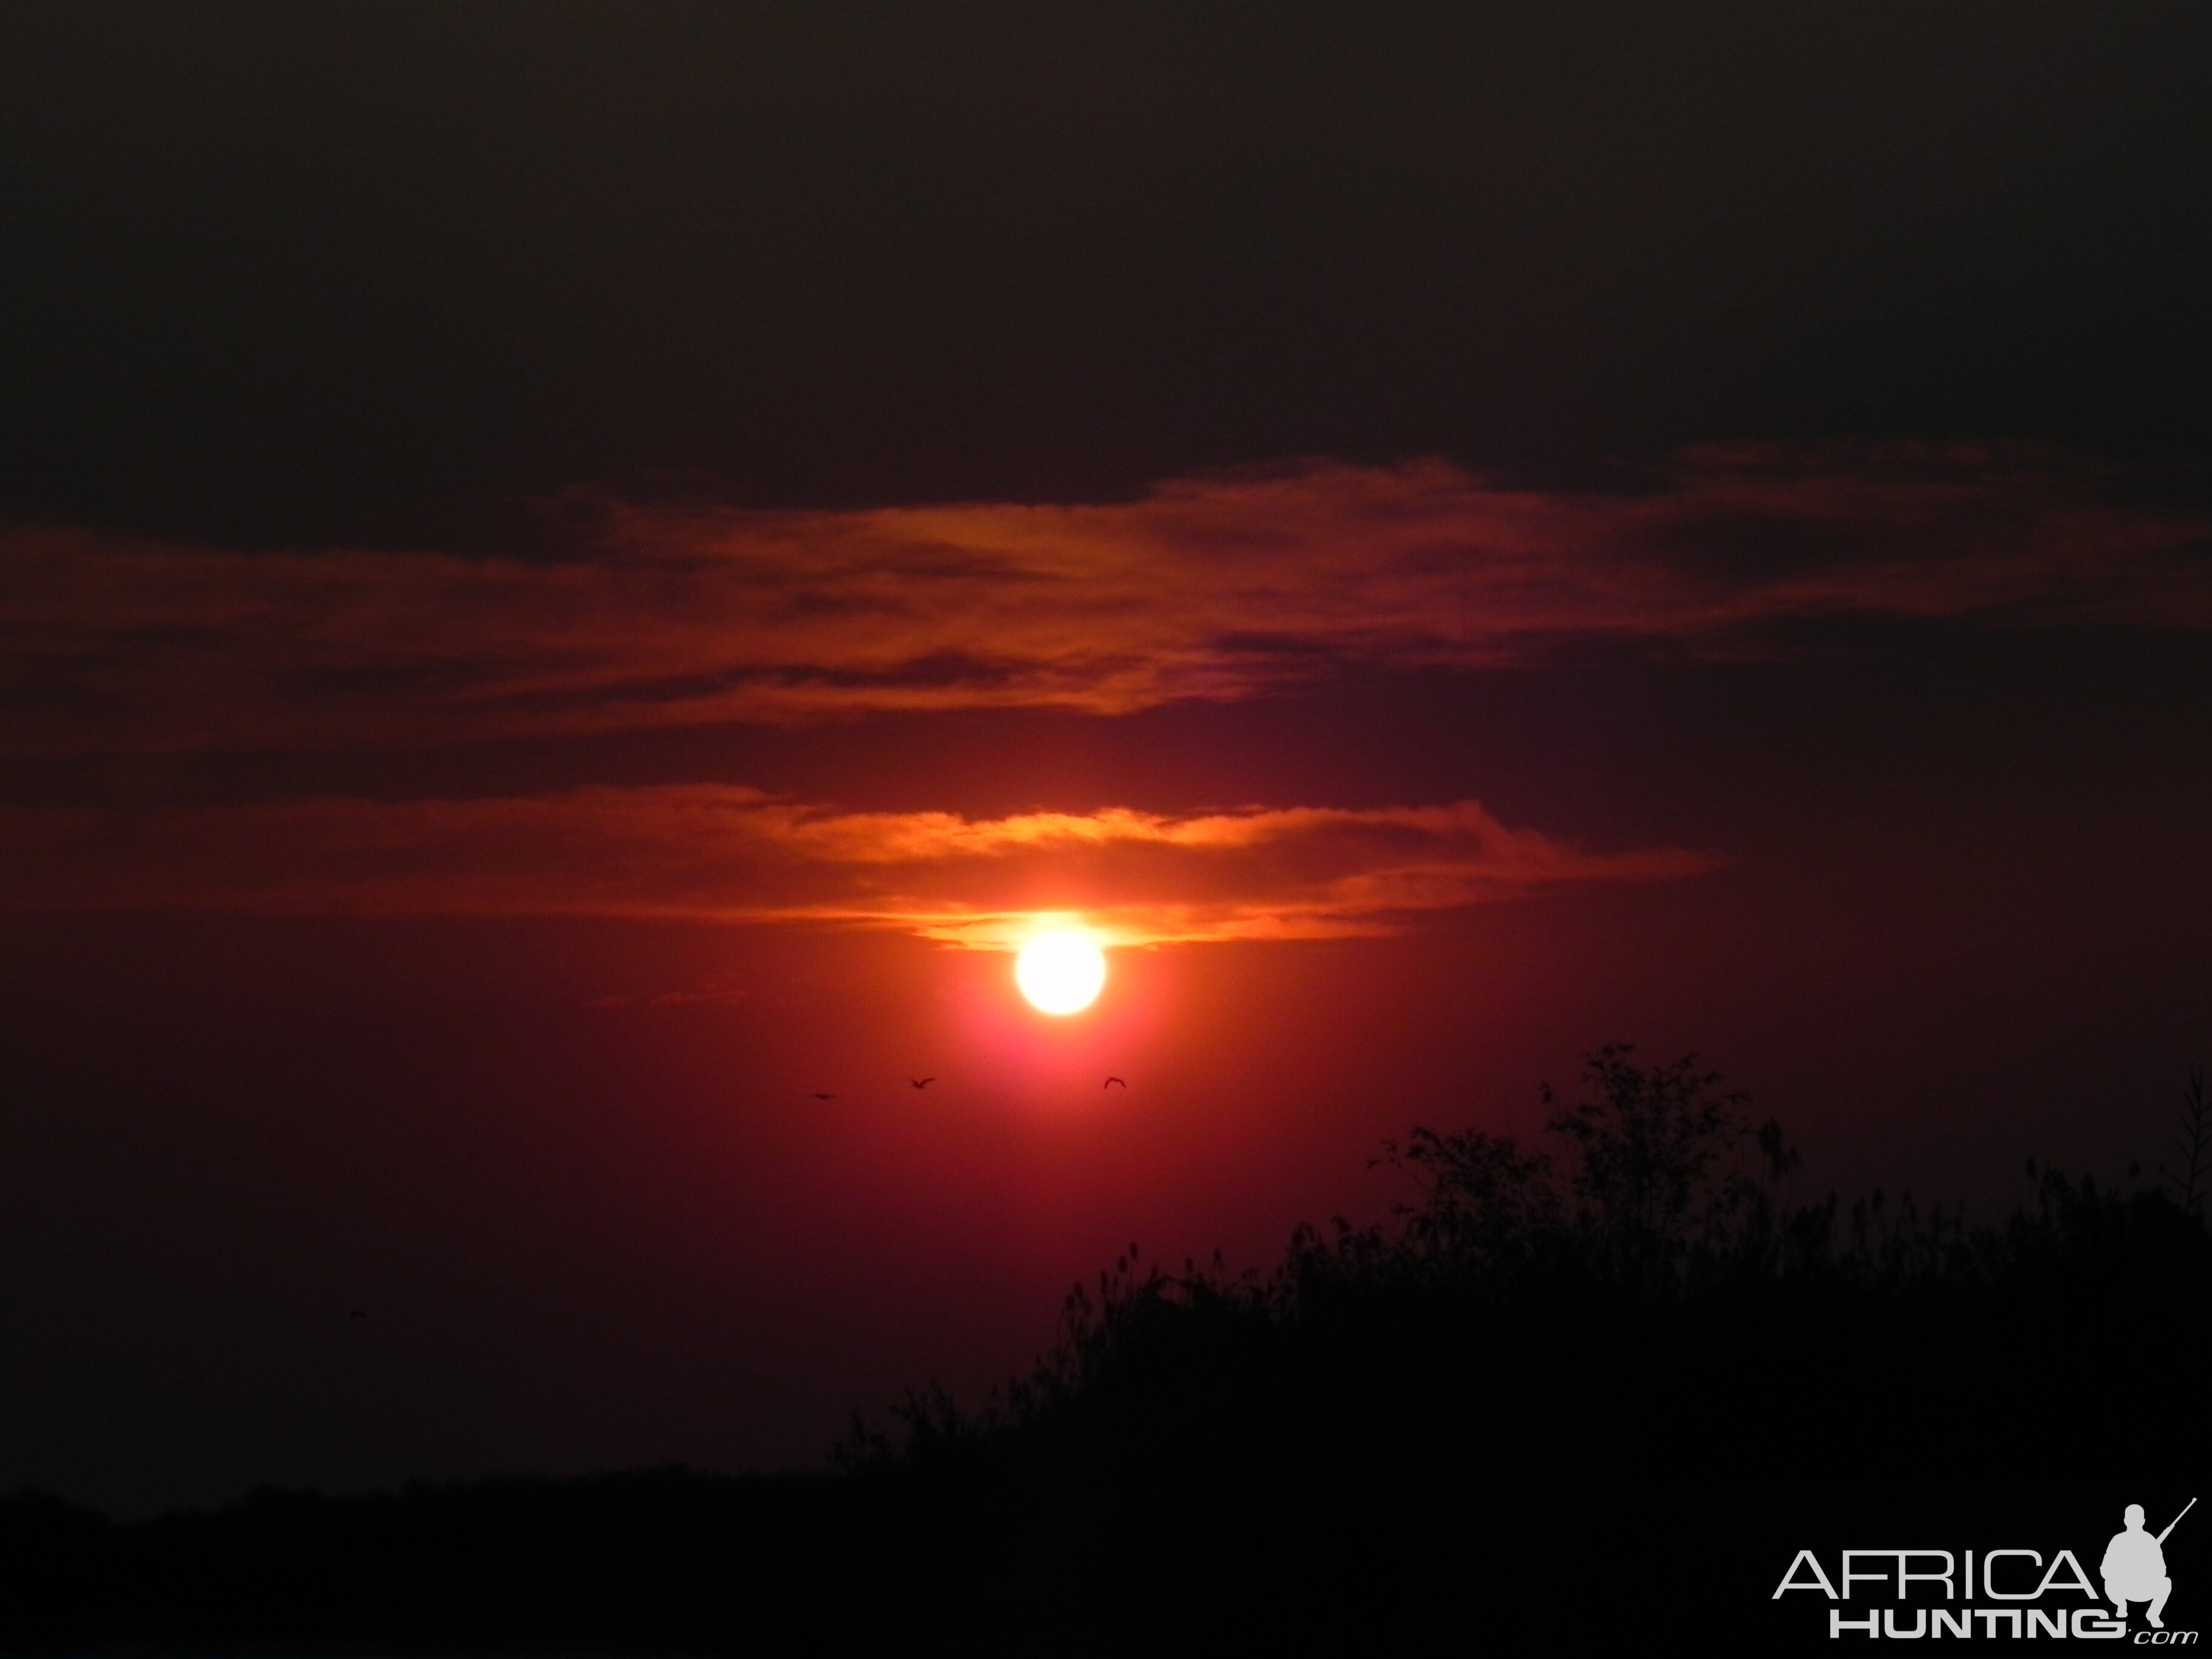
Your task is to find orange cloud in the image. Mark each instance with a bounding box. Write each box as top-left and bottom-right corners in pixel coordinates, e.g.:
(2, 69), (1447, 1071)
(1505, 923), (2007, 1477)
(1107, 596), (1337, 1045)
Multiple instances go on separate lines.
(0, 788), (1718, 945)
(1, 446), (2203, 757)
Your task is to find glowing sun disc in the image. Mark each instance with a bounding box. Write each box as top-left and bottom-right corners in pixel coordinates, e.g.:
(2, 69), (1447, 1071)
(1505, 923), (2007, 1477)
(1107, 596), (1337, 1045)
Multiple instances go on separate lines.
(1015, 930), (1107, 1014)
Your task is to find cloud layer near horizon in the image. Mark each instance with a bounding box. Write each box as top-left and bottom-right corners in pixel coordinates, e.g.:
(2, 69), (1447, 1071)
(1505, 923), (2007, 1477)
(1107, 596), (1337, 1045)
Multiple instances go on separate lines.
(4, 446), (2205, 757)
(0, 789), (1717, 945)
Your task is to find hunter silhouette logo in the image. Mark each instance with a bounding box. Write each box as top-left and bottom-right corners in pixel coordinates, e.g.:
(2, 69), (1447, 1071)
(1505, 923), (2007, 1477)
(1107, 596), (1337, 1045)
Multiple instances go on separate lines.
(1774, 1496), (2200, 1641)
(2107, 1500), (2194, 1631)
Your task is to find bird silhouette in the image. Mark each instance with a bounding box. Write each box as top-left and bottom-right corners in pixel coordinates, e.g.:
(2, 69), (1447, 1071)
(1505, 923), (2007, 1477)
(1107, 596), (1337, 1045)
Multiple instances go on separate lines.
(806, 1092), (836, 1101)
(1104, 1076), (1127, 1089)
(347, 1309), (366, 1320)
(910, 1077), (934, 1090)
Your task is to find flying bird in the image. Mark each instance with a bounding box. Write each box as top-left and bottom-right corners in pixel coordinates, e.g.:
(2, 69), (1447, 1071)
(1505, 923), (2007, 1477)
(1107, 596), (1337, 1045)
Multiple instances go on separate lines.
(910, 1077), (934, 1090)
(806, 1092), (837, 1101)
(1104, 1076), (1127, 1089)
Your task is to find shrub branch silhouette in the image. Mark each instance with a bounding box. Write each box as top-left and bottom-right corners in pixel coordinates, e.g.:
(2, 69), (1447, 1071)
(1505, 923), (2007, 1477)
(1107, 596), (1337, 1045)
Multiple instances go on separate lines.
(2163, 1064), (2211, 1218)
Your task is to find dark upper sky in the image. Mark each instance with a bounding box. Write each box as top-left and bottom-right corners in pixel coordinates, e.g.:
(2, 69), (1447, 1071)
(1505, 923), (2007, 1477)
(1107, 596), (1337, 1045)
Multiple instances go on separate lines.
(3, 1), (2208, 544)
(1, 3), (2209, 1515)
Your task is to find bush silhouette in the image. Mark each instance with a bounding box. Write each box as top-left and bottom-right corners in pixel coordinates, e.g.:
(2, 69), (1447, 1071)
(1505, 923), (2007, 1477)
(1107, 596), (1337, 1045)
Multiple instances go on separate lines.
(5, 1047), (2208, 1653)
(846, 1047), (2212, 1496)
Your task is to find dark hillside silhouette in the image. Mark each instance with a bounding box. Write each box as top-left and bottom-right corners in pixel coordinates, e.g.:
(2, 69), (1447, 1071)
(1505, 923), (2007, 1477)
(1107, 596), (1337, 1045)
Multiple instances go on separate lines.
(3, 1047), (2207, 1652)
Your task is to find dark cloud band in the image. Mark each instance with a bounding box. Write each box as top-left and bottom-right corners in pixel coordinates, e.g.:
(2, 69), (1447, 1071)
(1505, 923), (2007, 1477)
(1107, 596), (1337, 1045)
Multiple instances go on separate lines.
(2, 446), (2202, 759)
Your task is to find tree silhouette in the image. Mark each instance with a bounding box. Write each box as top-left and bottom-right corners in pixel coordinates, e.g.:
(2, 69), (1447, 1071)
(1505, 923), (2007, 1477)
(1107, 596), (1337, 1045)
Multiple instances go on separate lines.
(1539, 1042), (1786, 1282)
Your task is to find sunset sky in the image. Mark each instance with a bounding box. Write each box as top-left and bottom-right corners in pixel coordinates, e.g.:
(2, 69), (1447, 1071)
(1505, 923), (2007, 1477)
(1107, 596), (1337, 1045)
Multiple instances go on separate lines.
(2, 3), (2209, 1515)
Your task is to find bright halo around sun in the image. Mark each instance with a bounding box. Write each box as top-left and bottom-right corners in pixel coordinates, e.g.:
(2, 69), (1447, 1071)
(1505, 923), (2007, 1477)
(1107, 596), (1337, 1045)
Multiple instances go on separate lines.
(1014, 928), (1107, 1015)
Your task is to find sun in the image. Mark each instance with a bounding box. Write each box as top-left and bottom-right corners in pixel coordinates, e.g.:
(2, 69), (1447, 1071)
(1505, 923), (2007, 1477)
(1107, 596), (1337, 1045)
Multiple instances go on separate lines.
(1014, 928), (1107, 1015)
